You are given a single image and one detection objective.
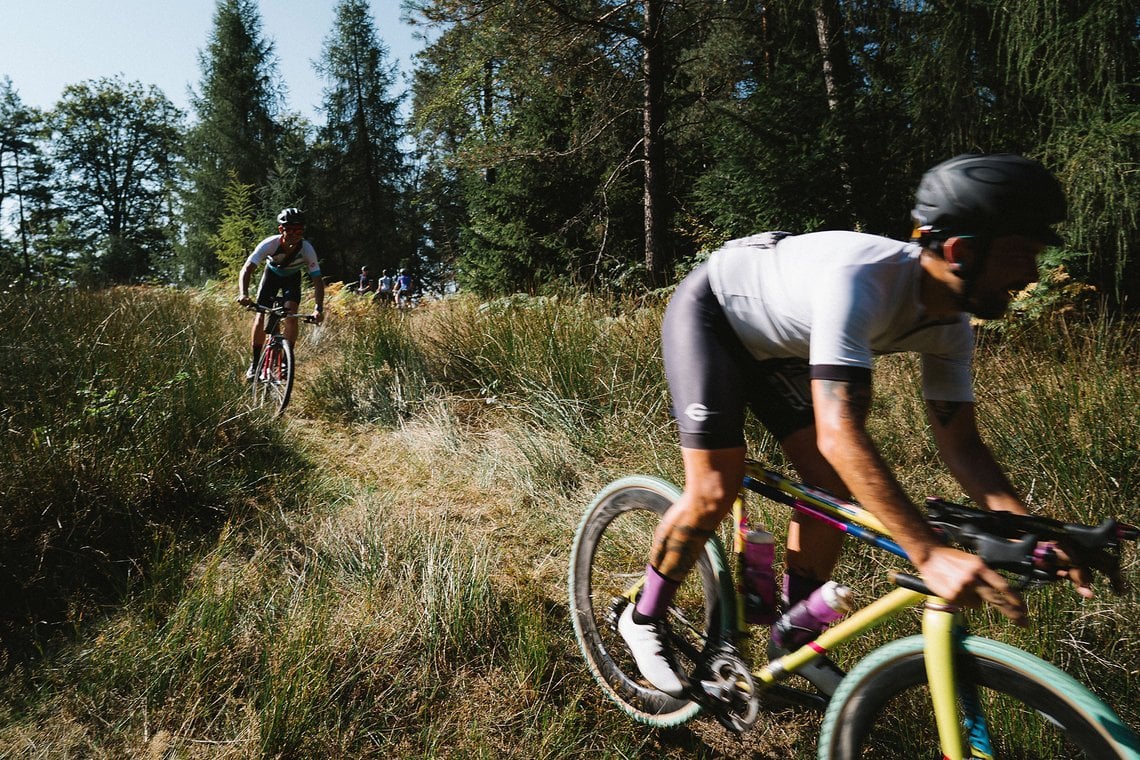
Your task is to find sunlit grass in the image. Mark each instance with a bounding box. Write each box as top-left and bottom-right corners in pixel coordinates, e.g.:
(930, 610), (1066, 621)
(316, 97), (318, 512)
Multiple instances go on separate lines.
(1, 286), (1134, 758)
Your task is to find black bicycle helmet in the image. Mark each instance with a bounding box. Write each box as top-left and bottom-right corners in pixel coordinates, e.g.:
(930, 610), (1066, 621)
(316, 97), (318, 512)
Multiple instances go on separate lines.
(277, 207), (306, 226)
(912, 154), (1065, 246)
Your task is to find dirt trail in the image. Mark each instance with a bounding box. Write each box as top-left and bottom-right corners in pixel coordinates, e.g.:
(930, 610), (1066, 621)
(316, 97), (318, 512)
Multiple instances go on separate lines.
(277, 337), (819, 759)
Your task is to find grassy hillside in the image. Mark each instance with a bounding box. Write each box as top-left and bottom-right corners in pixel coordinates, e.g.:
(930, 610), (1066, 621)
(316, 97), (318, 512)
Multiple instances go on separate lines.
(0, 287), (1135, 758)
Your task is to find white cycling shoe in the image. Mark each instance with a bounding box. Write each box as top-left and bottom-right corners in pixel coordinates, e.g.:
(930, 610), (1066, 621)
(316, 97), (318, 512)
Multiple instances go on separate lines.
(618, 604), (690, 697)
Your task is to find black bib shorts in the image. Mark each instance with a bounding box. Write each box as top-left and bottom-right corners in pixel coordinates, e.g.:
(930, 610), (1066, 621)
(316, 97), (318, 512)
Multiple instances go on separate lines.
(661, 263), (815, 449)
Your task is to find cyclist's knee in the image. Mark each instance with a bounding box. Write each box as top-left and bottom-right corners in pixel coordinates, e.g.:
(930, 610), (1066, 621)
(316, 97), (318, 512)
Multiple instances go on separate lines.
(674, 486), (736, 527)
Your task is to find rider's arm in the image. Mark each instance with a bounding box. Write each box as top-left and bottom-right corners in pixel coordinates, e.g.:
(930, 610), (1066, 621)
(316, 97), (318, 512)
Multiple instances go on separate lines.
(312, 275), (325, 311)
(812, 377), (1027, 622)
(301, 243), (325, 320)
(812, 377), (942, 560)
(239, 238), (275, 304)
(927, 398), (1096, 597)
(238, 261), (255, 304)
(926, 399), (1027, 515)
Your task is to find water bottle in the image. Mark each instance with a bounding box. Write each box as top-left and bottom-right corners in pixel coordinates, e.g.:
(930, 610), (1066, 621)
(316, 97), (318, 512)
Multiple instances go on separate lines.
(773, 581), (853, 649)
(739, 526), (779, 624)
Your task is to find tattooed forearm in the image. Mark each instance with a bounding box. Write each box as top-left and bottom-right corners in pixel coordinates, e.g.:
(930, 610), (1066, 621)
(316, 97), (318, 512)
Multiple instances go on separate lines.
(817, 379), (872, 423)
(651, 525), (714, 578)
(928, 400), (963, 427)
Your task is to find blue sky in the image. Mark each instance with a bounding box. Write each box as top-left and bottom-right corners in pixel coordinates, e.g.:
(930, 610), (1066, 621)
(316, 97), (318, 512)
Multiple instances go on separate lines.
(1, 0), (425, 122)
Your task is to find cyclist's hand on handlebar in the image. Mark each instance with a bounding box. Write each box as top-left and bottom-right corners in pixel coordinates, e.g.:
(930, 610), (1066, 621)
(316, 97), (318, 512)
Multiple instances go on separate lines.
(918, 546), (1029, 625)
(310, 308), (324, 324)
(1047, 540), (1127, 598)
(238, 295), (254, 308)
(1047, 542), (1096, 599)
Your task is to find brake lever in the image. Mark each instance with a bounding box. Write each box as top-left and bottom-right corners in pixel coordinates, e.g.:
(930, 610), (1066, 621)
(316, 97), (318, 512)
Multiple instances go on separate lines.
(960, 527), (1039, 576)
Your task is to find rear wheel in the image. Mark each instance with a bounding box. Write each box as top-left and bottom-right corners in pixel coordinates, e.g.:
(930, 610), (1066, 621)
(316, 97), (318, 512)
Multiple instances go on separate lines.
(252, 339), (294, 417)
(568, 476), (734, 727)
(818, 635), (1139, 759)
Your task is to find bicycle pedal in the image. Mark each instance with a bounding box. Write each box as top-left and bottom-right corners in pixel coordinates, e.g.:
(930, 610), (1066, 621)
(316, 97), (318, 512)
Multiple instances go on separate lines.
(698, 678), (737, 704)
(605, 597), (628, 632)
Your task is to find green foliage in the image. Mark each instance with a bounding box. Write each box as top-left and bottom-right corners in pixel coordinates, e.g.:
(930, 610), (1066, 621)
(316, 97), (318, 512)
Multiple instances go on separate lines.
(406, 0), (1139, 305)
(49, 76), (183, 284)
(409, 0), (646, 293)
(6, 0), (1138, 304)
(210, 173), (261, 280)
(1045, 111), (1140, 303)
(312, 0), (409, 280)
(179, 0), (283, 281)
(0, 78), (48, 281)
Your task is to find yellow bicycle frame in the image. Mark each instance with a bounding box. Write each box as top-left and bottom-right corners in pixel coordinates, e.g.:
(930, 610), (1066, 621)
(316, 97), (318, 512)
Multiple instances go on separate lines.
(737, 463), (989, 756)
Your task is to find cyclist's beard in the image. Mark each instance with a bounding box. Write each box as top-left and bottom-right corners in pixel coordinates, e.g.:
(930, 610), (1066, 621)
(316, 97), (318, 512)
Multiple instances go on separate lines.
(963, 287), (1011, 320)
(955, 246), (1012, 320)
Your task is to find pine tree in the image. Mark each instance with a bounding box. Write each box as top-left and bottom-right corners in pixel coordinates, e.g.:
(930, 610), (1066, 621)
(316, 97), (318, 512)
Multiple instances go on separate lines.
(313, 0), (407, 281)
(180, 0), (283, 281)
(0, 78), (47, 280)
(210, 173), (261, 280)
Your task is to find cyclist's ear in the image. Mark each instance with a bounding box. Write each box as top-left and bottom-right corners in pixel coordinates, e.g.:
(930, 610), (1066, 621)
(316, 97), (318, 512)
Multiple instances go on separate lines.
(942, 236), (974, 271)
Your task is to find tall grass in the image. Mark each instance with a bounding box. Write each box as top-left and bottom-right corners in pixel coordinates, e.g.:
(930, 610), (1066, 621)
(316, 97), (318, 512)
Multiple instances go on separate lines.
(1, 287), (1134, 758)
(0, 286), (303, 668)
(313, 293), (1138, 740)
(305, 304), (431, 425)
(310, 293), (678, 476)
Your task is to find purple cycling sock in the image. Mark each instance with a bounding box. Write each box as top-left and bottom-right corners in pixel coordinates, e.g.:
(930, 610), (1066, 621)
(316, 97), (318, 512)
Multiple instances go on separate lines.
(634, 564), (680, 621)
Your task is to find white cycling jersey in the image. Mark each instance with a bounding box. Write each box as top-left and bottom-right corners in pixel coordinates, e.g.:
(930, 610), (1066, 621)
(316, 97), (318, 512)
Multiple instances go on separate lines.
(706, 230), (974, 402)
(245, 235), (322, 278)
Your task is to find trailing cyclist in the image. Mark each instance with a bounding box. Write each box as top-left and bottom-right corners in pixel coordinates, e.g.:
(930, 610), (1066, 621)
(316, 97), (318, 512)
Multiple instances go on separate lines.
(237, 207), (326, 380)
(372, 269), (395, 306)
(619, 154), (1092, 699)
(393, 268), (414, 309)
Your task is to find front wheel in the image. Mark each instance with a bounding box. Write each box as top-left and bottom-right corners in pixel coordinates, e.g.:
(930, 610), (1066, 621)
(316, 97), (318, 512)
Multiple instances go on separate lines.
(568, 476), (735, 728)
(818, 634), (1140, 759)
(251, 339), (294, 417)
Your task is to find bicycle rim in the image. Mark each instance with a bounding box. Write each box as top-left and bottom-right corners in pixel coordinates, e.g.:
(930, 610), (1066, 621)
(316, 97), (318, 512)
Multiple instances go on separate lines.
(819, 635), (1140, 759)
(252, 340), (294, 417)
(568, 476), (733, 728)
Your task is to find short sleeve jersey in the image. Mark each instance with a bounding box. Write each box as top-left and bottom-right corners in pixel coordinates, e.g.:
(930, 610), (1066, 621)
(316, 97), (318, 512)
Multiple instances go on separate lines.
(245, 235), (322, 279)
(705, 230), (974, 402)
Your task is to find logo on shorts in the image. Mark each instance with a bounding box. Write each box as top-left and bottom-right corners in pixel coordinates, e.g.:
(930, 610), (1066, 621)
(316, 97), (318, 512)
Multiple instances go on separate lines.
(684, 403), (712, 422)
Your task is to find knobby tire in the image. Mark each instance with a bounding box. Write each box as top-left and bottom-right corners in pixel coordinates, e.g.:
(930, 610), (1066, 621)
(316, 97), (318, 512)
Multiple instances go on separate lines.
(568, 476), (734, 728)
(818, 634), (1140, 759)
(252, 339), (294, 418)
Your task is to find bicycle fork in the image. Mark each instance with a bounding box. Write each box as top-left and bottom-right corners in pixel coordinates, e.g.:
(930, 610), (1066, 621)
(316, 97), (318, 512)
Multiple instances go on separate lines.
(923, 602), (994, 760)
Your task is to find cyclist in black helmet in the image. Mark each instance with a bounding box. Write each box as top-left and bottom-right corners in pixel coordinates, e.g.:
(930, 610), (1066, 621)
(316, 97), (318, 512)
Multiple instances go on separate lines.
(619, 154), (1089, 699)
(237, 208), (325, 379)
(911, 153), (1066, 319)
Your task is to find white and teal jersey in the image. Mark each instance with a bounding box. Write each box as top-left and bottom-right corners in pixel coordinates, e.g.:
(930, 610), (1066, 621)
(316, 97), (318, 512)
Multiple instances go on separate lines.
(245, 235), (322, 278)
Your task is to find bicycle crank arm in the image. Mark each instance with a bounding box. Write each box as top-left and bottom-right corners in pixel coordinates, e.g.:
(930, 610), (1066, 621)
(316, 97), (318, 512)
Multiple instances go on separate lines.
(695, 649), (761, 733)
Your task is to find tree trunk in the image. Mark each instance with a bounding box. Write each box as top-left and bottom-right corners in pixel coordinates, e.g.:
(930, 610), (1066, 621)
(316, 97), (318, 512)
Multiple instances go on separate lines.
(642, 0), (667, 287)
(482, 59), (497, 185)
(813, 0), (854, 222)
(13, 153), (31, 278)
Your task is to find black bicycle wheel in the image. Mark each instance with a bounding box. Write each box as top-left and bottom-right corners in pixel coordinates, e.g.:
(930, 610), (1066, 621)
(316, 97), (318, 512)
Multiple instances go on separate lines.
(252, 339), (294, 417)
(568, 476), (734, 728)
(819, 634), (1139, 759)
